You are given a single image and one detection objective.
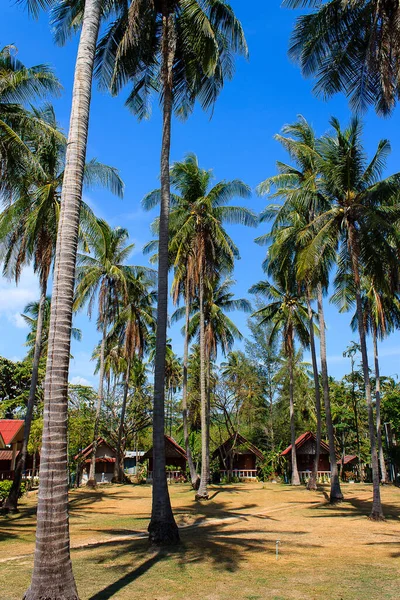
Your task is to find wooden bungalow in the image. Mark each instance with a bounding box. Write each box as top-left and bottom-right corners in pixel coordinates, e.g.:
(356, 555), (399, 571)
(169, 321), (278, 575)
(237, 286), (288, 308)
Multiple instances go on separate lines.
(338, 455), (359, 480)
(143, 435), (187, 482)
(0, 420), (25, 480)
(281, 431), (332, 483)
(213, 432), (264, 481)
(74, 438), (117, 485)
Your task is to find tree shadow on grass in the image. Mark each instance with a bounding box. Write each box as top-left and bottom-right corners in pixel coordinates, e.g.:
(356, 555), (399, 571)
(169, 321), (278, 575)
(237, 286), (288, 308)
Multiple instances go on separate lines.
(84, 498), (321, 600)
(308, 495), (400, 521)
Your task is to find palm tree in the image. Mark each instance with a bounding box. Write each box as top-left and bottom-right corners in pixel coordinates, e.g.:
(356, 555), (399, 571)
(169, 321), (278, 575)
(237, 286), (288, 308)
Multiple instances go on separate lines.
(146, 154), (255, 500)
(22, 2), (126, 596)
(1, 105), (122, 512)
(297, 117), (400, 519)
(333, 269), (400, 484)
(182, 276), (252, 495)
(0, 44), (61, 201)
(256, 116), (342, 500)
(286, 0), (400, 115)
(96, 3), (248, 544)
(111, 272), (156, 482)
(250, 270), (310, 486)
(74, 221), (139, 487)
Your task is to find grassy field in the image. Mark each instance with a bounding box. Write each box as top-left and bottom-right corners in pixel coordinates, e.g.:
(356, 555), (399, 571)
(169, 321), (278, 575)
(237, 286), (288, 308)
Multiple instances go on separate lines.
(1, 482), (399, 600)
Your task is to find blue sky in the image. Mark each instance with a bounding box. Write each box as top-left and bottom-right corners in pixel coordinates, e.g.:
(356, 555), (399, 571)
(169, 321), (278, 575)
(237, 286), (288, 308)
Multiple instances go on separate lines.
(1, 0), (400, 386)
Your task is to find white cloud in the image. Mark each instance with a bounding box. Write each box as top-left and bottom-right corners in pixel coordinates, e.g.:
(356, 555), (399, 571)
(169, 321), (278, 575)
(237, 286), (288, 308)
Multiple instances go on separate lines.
(11, 312), (28, 329)
(70, 376), (93, 387)
(0, 267), (39, 316)
(69, 351), (97, 386)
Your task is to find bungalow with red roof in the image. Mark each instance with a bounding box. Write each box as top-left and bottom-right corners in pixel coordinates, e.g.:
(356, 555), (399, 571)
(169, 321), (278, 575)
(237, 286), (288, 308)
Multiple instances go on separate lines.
(0, 419), (25, 480)
(74, 438), (117, 485)
(281, 431), (333, 483)
(143, 435), (187, 482)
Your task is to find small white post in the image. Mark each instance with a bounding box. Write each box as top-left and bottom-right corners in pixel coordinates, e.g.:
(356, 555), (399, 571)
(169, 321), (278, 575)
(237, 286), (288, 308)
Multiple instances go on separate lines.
(276, 540), (280, 560)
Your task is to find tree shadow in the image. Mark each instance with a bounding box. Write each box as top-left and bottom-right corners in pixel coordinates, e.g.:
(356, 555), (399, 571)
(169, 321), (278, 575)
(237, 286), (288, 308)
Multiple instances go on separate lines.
(84, 496), (320, 600)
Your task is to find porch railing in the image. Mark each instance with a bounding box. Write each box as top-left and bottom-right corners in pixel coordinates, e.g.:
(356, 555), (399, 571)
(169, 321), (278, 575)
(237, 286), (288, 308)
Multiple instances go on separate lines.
(299, 470), (331, 482)
(220, 469), (258, 480)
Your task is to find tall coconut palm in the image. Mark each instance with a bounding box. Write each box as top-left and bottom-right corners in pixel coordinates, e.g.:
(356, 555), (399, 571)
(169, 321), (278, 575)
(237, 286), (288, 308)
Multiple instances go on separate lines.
(145, 154), (255, 500)
(256, 116), (343, 500)
(249, 270), (311, 486)
(74, 221), (139, 487)
(332, 266), (400, 484)
(111, 271), (156, 482)
(24, 1), (127, 594)
(0, 105), (122, 512)
(297, 117), (400, 519)
(96, 2), (248, 543)
(286, 0), (400, 115)
(175, 276), (252, 492)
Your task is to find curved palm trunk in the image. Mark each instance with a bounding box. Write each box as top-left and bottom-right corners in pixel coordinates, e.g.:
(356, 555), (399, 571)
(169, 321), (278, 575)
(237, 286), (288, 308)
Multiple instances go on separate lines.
(148, 8), (179, 544)
(317, 285), (343, 503)
(373, 325), (388, 484)
(348, 224), (384, 520)
(5, 279), (47, 513)
(88, 318), (107, 487)
(306, 290), (321, 491)
(288, 339), (300, 486)
(113, 358), (131, 483)
(196, 260), (209, 499)
(24, 3), (101, 597)
(183, 282), (200, 488)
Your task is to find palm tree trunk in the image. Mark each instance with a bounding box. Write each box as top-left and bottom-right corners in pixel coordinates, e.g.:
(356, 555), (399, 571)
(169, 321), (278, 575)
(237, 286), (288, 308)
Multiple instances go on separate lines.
(196, 257), (209, 500)
(317, 285), (343, 503)
(348, 223), (384, 520)
(113, 358), (131, 483)
(183, 278), (200, 488)
(306, 289), (321, 491)
(373, 324), (388, 484)
(288, 341), (300, 486)
(88, 317), (107, 487)
(206, 353), (211, 484)
(24, 3), (101, 596)
(148, 6), (179, 544)
(5, 279), (47, 513)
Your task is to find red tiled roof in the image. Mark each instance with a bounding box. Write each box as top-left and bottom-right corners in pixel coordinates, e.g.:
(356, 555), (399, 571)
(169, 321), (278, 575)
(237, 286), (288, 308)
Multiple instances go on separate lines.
(0, 449), (20, 461)
(338, 455), (358, 466)
(74, 438), (116, 461)
(281, 431), (330, 456)
(0, 420), (24, 445)
(84, 457), (116, 464)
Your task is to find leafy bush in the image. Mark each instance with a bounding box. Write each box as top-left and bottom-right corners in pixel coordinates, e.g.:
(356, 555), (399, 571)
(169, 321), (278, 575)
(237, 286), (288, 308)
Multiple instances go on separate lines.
(0, 480), (26, 503)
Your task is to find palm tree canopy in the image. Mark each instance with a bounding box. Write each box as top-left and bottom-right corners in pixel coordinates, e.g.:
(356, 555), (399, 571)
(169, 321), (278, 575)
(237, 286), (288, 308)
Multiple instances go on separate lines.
(286, 0), (400, 115)
(93, 0), (248, 120)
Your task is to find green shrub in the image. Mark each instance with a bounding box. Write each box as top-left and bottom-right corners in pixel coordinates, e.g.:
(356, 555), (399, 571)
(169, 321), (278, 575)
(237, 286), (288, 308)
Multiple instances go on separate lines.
(0, 480), (26, 503)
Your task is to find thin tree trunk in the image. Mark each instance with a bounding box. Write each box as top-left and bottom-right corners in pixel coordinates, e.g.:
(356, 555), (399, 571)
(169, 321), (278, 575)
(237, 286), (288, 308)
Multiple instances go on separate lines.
(113, 358), (131, 483)
(88, 318), (107, 487)
(317, 285), (343, 503)
(348, 224), (384, 520)
(183, 278), (199, 488)
(351, 358), (362, 481)
(5, 279), (47, 513)
(196, 257), (209, 500)
(373, 325), (388, 484)
(24, 3), (101, 596)
(148, 7), (179, 544)
(288, 342), (300, 486)
(205, 354), (211, 484)
(306, 289), (321, 491)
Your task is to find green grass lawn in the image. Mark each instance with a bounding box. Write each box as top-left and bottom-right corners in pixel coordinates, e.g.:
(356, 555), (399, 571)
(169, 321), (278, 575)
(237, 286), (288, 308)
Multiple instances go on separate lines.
(1, 482), (399, 600)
